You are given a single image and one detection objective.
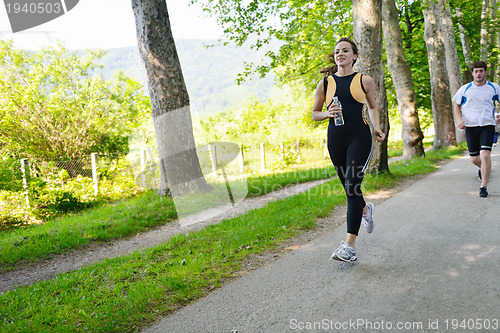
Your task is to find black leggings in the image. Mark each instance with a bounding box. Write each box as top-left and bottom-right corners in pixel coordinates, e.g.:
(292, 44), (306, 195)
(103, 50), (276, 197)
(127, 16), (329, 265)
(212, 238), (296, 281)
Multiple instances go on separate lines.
(328, 124), (372, 236)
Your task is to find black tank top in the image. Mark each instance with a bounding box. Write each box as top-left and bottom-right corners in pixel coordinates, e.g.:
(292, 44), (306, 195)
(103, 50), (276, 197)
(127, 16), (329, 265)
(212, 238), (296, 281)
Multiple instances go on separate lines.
(326, 72), (368, 128)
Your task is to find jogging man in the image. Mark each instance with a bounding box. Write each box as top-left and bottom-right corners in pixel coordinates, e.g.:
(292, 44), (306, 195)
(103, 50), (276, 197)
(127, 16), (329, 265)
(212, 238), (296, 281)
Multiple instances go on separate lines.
(452, 61), (500, 197)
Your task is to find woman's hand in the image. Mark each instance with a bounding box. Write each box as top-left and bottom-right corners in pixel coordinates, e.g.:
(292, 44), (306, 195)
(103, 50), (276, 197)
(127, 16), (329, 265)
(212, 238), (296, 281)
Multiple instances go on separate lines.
(374, 130), (385, 142)
(327, 104), (342, 118)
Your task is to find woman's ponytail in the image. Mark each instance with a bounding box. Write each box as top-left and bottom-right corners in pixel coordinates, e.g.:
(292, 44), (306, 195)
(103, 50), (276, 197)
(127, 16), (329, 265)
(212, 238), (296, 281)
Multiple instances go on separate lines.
(320, 63), (338, 77)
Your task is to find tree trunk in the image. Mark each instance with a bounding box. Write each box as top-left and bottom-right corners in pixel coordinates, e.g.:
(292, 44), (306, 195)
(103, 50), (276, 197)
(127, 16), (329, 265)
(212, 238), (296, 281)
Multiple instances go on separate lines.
(437, 0), (465, 142)
(497, 2), (500, 78)
(423, 0), (456, 149)
(131, 0), (207, 195)
(455, 7), (473, 75)
(403, 0), (413, 50)
(480, 0), (489, 61)
(352, 0), (390, 173)
(489, 0), (497, 81)
(382, 0), (424, 159)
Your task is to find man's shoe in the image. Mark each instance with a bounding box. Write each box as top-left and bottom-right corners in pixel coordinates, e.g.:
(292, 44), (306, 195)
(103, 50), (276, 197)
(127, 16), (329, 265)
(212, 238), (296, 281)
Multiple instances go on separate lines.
(479, 186), (488, 198)
(478, 169), (482, 180)
(330, 241), (357, 262)
(362, 202), (375, 233)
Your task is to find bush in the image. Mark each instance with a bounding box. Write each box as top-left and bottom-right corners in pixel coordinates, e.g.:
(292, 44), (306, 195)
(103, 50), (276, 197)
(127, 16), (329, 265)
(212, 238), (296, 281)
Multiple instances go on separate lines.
(0, 155), (144, 227)
(0, 215), (25, 230)
(98, 157), (143, 201)
(0, 156), (23, 192)
(0, 190), (37, 230)
(35, 188), (91, 218)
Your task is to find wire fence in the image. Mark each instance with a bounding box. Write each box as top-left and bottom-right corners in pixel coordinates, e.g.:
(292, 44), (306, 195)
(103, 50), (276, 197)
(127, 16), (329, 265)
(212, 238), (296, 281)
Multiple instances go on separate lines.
(28, 153), (130, 180)
(17, 140), (330, 189)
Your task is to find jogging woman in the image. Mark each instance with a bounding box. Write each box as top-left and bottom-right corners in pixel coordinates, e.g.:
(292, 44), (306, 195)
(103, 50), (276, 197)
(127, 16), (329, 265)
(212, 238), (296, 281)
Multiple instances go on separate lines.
(312, 37), (385, 262)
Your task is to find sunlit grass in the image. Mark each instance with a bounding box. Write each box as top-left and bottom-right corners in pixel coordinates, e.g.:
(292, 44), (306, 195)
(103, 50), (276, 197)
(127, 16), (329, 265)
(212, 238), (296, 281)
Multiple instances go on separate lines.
(387, 138), (434, 158)
(0, 191), (177, 272)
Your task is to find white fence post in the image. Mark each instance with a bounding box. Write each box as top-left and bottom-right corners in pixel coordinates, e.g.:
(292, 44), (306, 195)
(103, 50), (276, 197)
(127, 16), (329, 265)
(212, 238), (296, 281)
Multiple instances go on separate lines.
(91, 153), (99, 196)
(295, 139), (301, 163)
(260, 143), (266, 171)
(238, 143), (244, 173)
(323, 139), (329, 159)
(209, 143), (217, 174)
(140, 148), (148, 171)
(20, 158), (30, 207)
(136, 148), (151, 188)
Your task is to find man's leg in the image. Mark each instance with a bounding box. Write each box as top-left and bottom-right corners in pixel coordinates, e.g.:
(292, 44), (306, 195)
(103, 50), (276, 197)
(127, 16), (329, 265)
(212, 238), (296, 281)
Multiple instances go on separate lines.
(479, 150), (491, 187)
(466, 127), (481, 174)
(470, 155), (481, 169)
(478, 125), (496, 187)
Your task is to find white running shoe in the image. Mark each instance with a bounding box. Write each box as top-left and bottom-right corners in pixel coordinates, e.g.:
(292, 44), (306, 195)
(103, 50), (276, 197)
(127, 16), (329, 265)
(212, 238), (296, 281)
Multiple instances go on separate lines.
(362, 202), (374, 233)
(330, 241), (357, 262)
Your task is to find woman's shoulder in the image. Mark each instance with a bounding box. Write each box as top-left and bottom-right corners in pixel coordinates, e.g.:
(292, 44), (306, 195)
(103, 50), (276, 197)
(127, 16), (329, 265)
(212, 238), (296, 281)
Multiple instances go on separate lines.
(316, 76), (327, 88)
(360, 73), (375, 88)
(315, 76), (329, 94)
(358, 72), (373, 80)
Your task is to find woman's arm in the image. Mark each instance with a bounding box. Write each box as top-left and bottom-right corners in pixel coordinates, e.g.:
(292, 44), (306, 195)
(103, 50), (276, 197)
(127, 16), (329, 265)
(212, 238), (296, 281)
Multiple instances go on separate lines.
(312, 79), (334, 121)
(363, 75), (385, 142)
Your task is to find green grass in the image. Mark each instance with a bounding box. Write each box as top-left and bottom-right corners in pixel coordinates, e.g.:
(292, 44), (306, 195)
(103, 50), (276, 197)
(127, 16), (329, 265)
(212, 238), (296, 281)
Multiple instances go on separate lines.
(387, 138), (434, 158)
(387, 140), (404, 158)
(0, 144), (467, 332)
(0, 191), (177, 272)
(0, 164), (336, 272)
(246, 164), (336, 197)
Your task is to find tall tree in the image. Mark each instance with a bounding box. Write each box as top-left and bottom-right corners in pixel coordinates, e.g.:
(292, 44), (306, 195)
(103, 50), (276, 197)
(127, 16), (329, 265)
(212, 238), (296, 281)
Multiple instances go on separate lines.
(382, 0), (424, 159)
(131, 0), (206, 195)
(455, 6), (473, 80)
(480, 0), (489, 60)
(437, 0), (465, 142)
(497, 2), (500, 79)
(399, 1), (433, 121)
(423, 0), (456, 148)
(353, 0), (389, 172)
(489, 0), (497, 80)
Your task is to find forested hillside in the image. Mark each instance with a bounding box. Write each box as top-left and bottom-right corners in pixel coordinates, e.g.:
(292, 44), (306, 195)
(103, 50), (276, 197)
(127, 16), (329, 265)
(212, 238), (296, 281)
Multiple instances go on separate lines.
(100, 39), (275, 116)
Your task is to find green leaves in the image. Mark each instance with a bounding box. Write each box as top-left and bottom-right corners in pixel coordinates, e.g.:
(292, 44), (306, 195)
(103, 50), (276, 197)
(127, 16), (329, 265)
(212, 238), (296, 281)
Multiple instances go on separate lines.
(194, 0), (352, 86)
(0, 41), (151, 160)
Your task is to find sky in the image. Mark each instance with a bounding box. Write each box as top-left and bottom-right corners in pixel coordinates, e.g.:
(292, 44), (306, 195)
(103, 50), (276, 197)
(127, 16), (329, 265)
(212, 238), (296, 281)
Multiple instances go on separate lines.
(0, 0), (223, 50)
